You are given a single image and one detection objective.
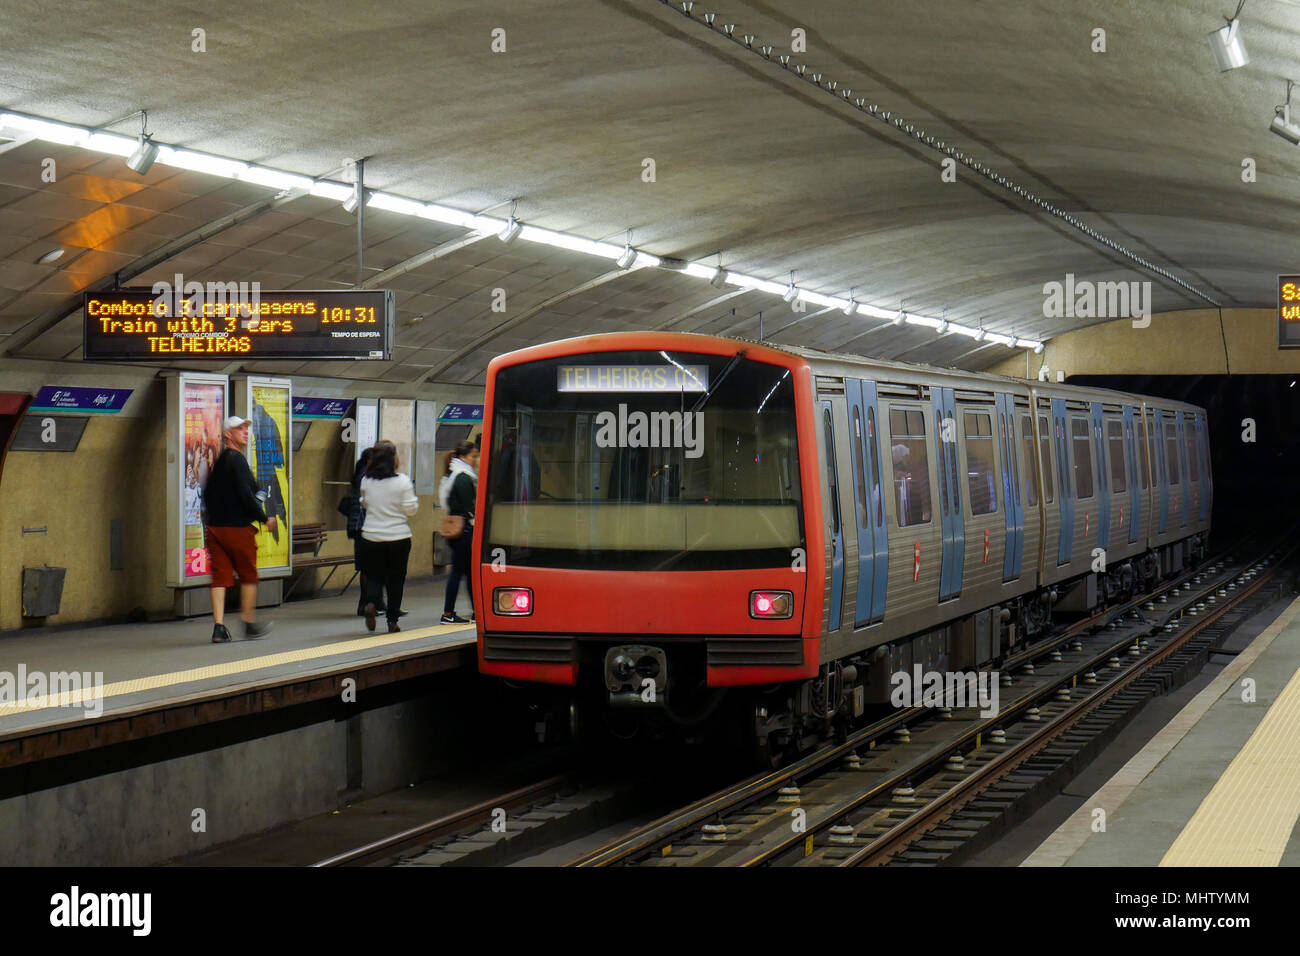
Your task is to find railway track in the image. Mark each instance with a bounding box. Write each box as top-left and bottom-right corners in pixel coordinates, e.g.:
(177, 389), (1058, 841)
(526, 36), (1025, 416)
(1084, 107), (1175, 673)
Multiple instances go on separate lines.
(568, 537), (1293, 867)
(312, 773), (580, 867)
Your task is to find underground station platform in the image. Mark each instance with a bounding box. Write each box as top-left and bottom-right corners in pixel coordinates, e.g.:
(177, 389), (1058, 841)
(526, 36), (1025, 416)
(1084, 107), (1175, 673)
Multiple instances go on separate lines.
(3, 0), (1300, 939)
(0, 590), (475, 748)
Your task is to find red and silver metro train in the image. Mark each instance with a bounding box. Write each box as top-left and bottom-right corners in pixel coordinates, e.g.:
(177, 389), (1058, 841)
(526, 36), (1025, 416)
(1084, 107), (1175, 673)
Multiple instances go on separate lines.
(472, 332), (1211, 757)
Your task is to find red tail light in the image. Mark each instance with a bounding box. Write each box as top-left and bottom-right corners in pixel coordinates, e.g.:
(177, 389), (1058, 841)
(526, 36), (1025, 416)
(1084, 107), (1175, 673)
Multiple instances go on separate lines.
(749, 590), (793, 619)
(494, 587), (533, 615)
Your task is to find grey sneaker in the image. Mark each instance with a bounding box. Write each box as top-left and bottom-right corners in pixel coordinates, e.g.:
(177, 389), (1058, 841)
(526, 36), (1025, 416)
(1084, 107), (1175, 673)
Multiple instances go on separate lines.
(243, 620), (273, 640)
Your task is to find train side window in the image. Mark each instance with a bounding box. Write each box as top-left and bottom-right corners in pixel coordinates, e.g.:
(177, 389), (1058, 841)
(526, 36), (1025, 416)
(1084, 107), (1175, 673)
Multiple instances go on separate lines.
(1020, 414), (1038, 507)
(1071, 416), (1094, 499)
(1148, 413), (1159, 484)
(963, 410), (998, 515)
(889, 406), (932, 527)
(1165, 420), (1181, 485)
(824, 408), (842, 535)
(1137, 414), (1149, 489)
(1106, 419), (1127, 493)
(851, 406), (869, 529)
(1038, 414), (1054, 503)
(866, 406), (884, 527)
(1186, 423), (1200, 482)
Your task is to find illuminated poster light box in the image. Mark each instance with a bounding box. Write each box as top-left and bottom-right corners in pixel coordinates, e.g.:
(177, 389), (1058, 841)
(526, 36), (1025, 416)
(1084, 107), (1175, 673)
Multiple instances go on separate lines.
(83, 289), (395, 360)
(1279, 275), (1300, 350)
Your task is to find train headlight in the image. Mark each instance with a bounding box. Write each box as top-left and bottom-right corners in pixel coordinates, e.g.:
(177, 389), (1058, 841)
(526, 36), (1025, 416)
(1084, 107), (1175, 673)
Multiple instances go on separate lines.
(749, 590), (793, 619)
(494, 587), (533, 615)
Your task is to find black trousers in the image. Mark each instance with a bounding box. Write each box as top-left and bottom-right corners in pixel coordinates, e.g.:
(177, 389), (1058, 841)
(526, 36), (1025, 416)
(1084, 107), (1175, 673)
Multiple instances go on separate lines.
(358, 537), (411, 625)
(443, 532), (474, 616)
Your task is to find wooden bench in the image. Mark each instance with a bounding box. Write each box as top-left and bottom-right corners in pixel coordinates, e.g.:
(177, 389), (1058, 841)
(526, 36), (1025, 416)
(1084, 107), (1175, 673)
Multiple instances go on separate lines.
(285, 522), (355, 598)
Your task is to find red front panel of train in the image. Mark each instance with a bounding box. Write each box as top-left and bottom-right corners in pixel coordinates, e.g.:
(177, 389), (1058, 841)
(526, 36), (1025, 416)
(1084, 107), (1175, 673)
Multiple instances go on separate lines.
(473, 333), (825, 688)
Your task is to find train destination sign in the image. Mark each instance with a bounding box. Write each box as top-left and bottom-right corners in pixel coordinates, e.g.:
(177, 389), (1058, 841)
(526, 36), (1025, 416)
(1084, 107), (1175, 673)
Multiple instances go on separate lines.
(1279, 275), (1300, 349)
(83, 289), (394, 361)
(556, 364), (709, 392)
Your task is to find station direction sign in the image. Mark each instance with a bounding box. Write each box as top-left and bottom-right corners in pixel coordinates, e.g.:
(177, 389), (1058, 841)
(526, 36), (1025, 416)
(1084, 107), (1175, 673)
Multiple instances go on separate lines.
(83, 288), (394, 361)
(31, 385), (132, 413)
(437, 403), (484, 423)
(293, 397), (353, 419)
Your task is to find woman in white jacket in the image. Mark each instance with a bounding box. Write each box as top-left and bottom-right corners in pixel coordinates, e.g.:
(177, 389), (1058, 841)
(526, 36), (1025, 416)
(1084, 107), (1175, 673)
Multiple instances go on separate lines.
(358, 440), (419, 633)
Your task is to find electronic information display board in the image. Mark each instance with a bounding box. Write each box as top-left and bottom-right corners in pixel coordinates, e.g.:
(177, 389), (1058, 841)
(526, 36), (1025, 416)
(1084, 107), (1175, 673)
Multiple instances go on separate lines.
(83, 289), (394, 360)
(1279, 275), (1300, 349)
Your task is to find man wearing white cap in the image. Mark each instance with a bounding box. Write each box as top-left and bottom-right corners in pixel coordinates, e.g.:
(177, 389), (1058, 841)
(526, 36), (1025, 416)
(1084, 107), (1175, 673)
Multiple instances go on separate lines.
(202, 415), (277, 642)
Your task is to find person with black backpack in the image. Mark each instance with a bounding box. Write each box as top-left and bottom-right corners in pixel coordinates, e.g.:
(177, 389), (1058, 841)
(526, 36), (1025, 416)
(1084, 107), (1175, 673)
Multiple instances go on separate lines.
(438, 439), (479, 624)
(338, 446), (385, 618)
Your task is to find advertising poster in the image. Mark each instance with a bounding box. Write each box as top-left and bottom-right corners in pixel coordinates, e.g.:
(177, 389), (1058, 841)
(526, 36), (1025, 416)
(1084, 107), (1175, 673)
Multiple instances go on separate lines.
(182, 380), (226, 579)
(379, 398), (416, 478)
(250, 383), (291, 572)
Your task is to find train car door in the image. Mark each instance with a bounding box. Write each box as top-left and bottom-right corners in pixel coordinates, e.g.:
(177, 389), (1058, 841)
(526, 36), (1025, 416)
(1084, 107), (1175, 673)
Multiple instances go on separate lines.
(1051, 398), (1074, 564)
(1154, 409), (1169, 534)
(1196, 414), (1211, 521)
(845, 379), (888, 626)
(932, 387), (964, 600)
(997, 393), (1024, 581)
(845, 379), (873, 626)
(1123, 405), (1141, 543)
(820, 400), (845, 632)
(1176, 411), (1191, 528)
(1091, 402), (1111, 551)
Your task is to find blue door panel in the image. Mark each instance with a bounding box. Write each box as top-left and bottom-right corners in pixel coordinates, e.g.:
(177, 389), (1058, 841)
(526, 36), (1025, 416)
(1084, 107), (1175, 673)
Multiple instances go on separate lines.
(862, 380), (890, 622)
(821, 400), (844, 632)
(998, 393), (1024, 580)
(1091, 402), (1110, 551)
(1123, 405), (1141, 543)
(1177, 412), (1191, 527)
(1052, 398), (1073, 563)
(1155, 410), (1169, 534)
(845, 379), (873, 627)
(945, 388), (965, 596)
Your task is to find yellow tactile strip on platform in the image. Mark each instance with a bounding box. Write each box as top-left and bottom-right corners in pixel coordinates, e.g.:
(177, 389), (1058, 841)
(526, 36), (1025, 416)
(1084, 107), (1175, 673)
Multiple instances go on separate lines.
(0, 624), (475, 717)
(1160, 648), (1300, 866)
(1022, 594), (1300, 867)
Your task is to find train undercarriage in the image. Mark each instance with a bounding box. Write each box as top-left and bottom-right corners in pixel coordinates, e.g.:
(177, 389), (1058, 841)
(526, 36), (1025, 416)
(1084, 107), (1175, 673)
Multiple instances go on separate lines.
(522, 533), (1208, 768)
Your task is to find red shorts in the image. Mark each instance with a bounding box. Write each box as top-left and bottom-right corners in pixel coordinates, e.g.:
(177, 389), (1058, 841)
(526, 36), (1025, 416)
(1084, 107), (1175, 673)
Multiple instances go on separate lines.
(206, 525), (259, 587)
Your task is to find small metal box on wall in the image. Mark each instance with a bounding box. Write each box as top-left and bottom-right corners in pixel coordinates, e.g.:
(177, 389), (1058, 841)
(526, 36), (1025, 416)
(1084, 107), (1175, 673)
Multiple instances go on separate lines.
(22, 565), (66, 618)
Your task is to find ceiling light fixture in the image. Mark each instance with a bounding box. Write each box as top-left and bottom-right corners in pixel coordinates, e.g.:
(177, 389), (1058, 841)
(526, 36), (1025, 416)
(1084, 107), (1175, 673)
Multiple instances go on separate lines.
(616, 230), (637, 269)
(36, 248), (65, 264)
(498, 201), (522, 243)
(782, 273), (799, 303)
(892, 310), (907, 327)
(1271, 81), (1300, 145)
(842, 290), (857, 315)
(1208, 2), (1249, 71)
(342, 188), (370, 214)
(125, 110), (158, 175)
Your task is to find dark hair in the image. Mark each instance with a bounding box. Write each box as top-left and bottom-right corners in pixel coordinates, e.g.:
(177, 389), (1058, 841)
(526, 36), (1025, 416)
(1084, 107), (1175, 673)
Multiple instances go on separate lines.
(351, 446), (374, 489)
(367, 440), (398, 480)
(443, 439), (476, 477)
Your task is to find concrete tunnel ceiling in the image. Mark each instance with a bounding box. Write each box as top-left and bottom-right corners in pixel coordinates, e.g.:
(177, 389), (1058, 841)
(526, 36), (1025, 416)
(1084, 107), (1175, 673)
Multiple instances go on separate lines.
(1, 0), (1299, 384)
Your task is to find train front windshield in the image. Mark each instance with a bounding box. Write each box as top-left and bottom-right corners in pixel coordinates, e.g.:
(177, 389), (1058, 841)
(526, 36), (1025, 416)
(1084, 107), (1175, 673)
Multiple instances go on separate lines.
(484, 349), (804, 570)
